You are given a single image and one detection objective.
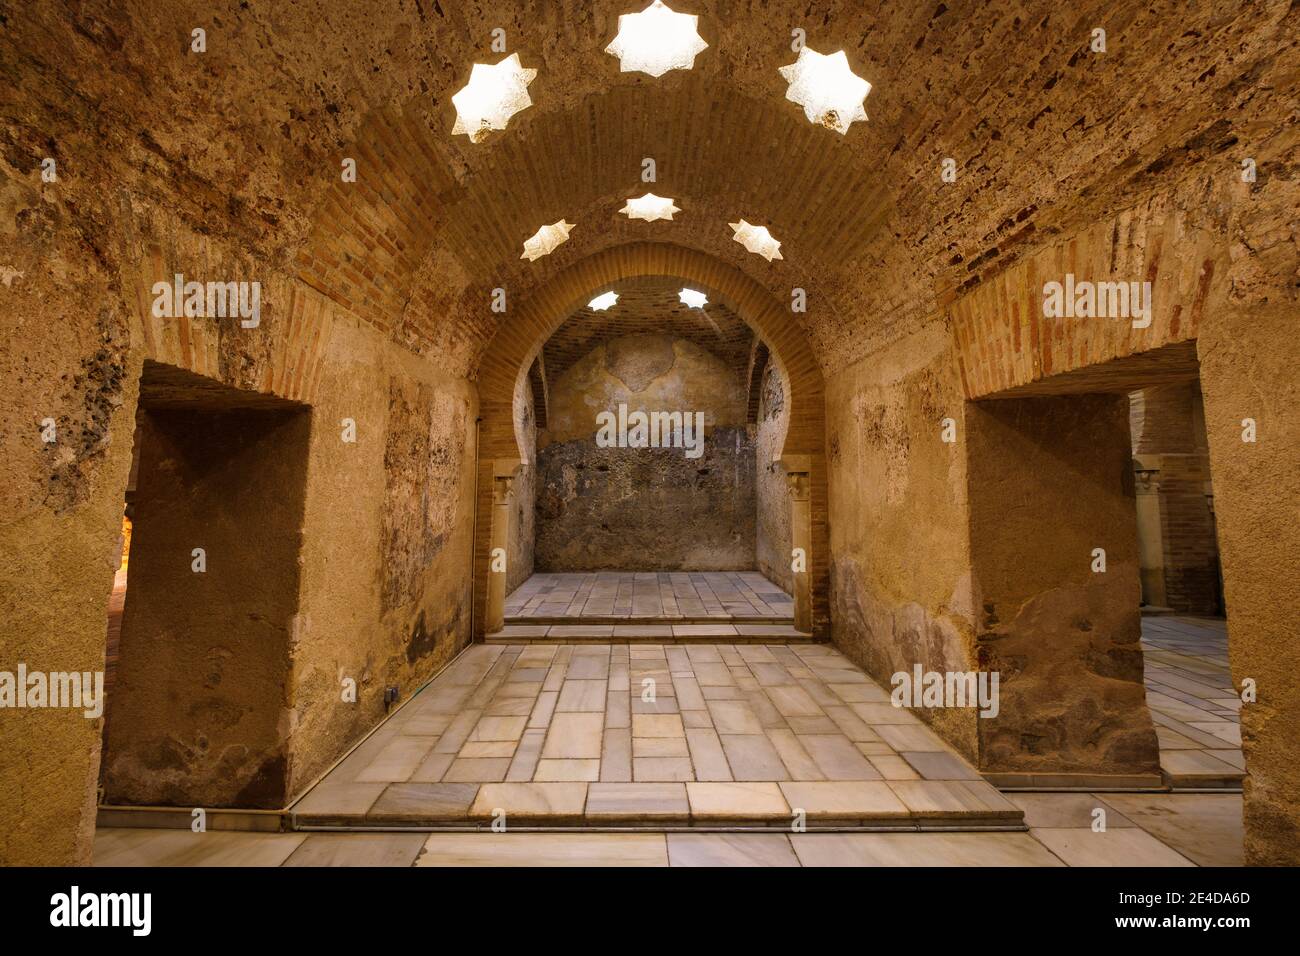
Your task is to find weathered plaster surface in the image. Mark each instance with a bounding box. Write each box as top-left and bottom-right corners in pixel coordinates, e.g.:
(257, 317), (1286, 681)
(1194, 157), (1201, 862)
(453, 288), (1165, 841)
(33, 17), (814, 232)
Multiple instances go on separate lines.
(755, 359), (793, 592)
(536, 334), (754, 570)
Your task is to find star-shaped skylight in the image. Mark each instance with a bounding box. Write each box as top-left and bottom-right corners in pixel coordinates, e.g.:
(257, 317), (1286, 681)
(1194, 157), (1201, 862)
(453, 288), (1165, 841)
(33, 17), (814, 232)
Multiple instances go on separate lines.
(451, 53), (538, 143)
(521, 220), (574, 261)
(619, 193), (681, 222)
(606, 1), (708, 78)
(777, 47), (872, 135)
(679, 288), (708, 308)
(729, 220), (783, 261)
(588, 291), (619, 311)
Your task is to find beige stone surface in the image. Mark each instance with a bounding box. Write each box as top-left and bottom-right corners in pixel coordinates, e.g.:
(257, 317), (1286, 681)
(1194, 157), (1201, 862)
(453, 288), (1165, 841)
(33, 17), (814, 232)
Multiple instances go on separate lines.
(686, 782), (790, 820)
(791, 832), (1064, 868)
(1029, 828), (1196, 868)
(4, 0), (1294, 866)
(415, 833), (669, 868)
(93, 830), (306, 868)
(469, 782), (588, 820)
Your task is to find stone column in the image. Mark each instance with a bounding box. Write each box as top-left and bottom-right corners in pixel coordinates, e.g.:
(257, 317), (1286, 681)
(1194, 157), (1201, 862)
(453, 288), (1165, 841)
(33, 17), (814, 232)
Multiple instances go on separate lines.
(1133, 455), (1167, 608)
(1197, 300), (1300, 865)
(485, 458), (521, 634)
(779, 454), (813, 633)
(965, 394), (1160, 784)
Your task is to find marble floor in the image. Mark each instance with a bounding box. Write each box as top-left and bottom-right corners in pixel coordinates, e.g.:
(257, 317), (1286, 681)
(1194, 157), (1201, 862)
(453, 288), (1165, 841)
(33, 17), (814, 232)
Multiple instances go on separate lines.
(504, 571), (794, 622)
(1140, 615), (1243, 788)
(290, 641), (1020, 827)
(95, 792), (1242, 866)
(94, 619), (1251, 867)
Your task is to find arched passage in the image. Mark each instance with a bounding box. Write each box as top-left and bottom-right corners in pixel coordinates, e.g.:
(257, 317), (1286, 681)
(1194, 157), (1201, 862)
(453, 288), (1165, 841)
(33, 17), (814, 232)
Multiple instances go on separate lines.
(471, 241), (828, 640)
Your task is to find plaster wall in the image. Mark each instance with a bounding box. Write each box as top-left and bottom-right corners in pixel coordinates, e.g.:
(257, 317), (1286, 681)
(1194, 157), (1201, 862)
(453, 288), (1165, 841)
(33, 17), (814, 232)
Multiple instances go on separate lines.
(535, 334), (754, 571)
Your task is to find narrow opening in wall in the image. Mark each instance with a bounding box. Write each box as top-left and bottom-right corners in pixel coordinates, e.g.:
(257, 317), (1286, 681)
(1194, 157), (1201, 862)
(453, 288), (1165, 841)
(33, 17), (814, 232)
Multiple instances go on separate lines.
(1128, 371), (1239, 791)
(965, 339), (1240, 798)
(100, 361), (312, 810)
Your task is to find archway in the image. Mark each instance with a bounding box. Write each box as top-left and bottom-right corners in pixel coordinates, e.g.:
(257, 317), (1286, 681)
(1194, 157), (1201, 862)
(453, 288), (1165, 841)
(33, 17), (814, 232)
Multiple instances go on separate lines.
(471, 242), (828, 641)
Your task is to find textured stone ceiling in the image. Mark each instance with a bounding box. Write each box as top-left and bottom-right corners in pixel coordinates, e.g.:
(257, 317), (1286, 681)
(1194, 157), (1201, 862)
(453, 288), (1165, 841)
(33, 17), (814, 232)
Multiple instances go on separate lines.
(4, 0), (1295, 377)
(542, 275), (754, 382)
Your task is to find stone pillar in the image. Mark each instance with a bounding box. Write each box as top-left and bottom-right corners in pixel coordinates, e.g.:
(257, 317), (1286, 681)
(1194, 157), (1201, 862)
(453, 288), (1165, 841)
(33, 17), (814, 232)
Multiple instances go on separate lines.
(485, 458), (521, 634)
(779, 454), (813, 633)
(965, 394), (1160, 784)
(102, 404), (310, 809)
(1197, 301), (1300, 865)
(1132, 455), (1168, 608)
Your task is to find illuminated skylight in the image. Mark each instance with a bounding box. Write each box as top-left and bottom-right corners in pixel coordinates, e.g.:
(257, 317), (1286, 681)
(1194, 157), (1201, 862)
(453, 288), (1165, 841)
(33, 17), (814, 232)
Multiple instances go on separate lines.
(521, 220), (574, 261)
(777, 47), (872, 134)
(606, 1), (708, 78)
(619, 192), (681, 222)
(679, 288), (708, 308)
(588, 291), (619, 311)
(729, 220), (783, 261)
(451, 53), (538, 143)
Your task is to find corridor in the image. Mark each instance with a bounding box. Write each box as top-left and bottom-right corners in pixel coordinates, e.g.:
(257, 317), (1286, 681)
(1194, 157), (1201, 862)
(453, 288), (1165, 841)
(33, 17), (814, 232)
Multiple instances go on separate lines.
(3, 0), (1296, 882)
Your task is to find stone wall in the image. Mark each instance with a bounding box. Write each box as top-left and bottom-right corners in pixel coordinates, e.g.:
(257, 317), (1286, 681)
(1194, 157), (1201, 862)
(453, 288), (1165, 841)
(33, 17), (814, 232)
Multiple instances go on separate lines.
(507, 372), (536, 595)
(0, 186), (478, 867)
(966, 394), (1159, 778)
(103, 394), (308, 809)
(824, 324), (980, 761)
(755, 358), (793, 593)
(535, 334), (754, 570)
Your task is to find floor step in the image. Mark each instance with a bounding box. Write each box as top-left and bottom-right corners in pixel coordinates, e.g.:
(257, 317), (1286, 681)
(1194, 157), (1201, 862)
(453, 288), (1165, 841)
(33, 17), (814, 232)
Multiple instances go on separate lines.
(506, 614), (795, 625)
(1163, 769), (1245, 791)
(488, 622), (814, 643)
(288, 782), (1024, 832)
(291, 814), (1024, 832)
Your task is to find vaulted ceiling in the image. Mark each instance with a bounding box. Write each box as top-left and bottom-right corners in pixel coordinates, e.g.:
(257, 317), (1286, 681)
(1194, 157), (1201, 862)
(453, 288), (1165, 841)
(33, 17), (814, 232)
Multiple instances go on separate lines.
(4, 0), (1294, 378)
(542, 276), (753, 383)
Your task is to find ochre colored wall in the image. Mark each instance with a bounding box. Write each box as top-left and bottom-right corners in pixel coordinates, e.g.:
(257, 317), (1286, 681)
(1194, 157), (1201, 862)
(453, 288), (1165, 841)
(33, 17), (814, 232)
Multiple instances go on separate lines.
(104, 403), (308, 808)
(1198, 301), (1300, 866)
(755, 358), (793, 592)
(824, 324), (979, 762)
(966, 394), (1159, 778)
(0, 206), (479, 865)
(535, 334), (754, 571)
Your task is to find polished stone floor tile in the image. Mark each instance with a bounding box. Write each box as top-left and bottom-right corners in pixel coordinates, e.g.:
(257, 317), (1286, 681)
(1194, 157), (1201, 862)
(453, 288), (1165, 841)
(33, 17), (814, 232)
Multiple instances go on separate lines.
(93, 829), (306, 867)
(282, 832), (427, 867)
(791, 832), (1064, 867)
(415, 833), (669, 867)
(666, 833), (800, 867)
(1029, 826), (1196, 867)
(1097, 792), (1244, 866)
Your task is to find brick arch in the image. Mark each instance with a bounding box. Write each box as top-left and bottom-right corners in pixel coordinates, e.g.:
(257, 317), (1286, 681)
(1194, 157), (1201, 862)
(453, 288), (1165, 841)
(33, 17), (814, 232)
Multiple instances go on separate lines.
(472, 241), (829, 639)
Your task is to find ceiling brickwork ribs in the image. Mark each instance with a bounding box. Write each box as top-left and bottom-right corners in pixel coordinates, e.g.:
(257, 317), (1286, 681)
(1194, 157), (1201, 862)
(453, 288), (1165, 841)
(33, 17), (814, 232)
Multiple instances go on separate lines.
(5, 1), (1295, 379)
(542, 276), (754, 383)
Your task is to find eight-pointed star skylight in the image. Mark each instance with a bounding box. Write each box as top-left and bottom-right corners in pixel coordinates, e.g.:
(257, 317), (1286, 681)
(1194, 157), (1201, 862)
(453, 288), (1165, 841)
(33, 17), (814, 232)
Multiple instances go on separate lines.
(679, 288), (708, 308)
(729, 220), (783, 261)
(777, 47), (872, 134)
(588, 291), (619, 311)
(452, 53), (538, 142)
(619, 192), (681, 222)
(521, 220), (574, 261)
(606, 1), (709, 77)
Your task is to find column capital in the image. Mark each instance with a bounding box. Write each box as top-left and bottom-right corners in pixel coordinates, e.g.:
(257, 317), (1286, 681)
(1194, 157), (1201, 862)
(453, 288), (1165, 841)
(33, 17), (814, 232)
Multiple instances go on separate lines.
(492, 457), (522, 504)
(776, 454), (812, 501)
